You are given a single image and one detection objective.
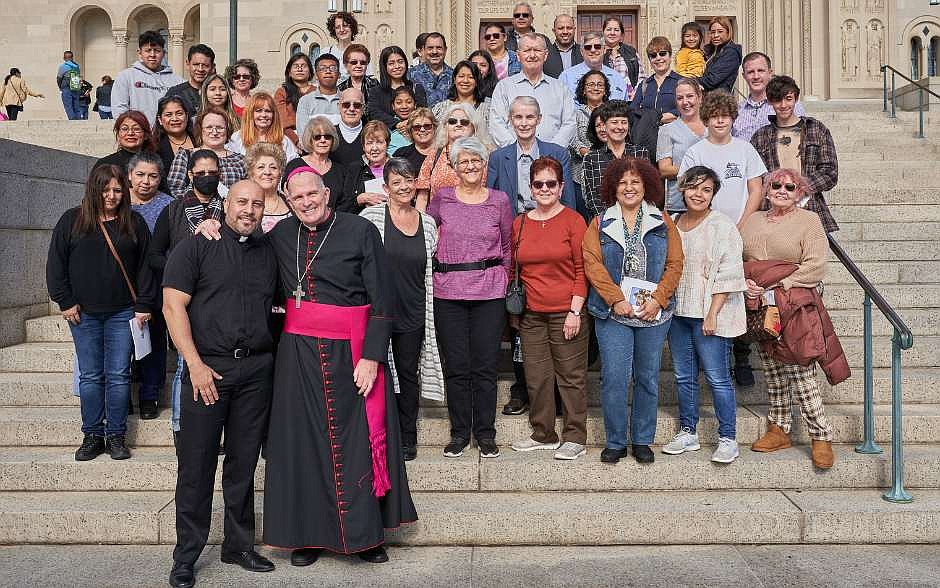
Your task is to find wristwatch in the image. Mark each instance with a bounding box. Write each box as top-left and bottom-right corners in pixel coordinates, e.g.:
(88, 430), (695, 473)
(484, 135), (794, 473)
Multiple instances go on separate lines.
(568, 309), (581, 317)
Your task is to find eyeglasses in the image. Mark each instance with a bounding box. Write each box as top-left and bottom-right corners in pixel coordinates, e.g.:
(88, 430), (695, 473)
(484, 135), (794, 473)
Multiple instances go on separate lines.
(456, 158), (483, 169)
(340, 101), (364, 109)
(203, 125), (227, 133)
(118, 126), (143, 134)
(291, 63), (309, 70)
(411, 123), (434, 131)
(447, 117), (471, 126)
(585, 81), (606, 89)
(483, 33), (503, 41)
(532, 180), (559, 190)
(312, 134), (334, 141)
(346, 59), (368, 66)
(583, 43), (604, 51)
(648, 50), (671, 59)
(192, 170), (220, 177)
(513, 12), (531, 18)
(770, 181), (797, 192)
(232, 74), (252, 80)
(317, 65), (339, 72)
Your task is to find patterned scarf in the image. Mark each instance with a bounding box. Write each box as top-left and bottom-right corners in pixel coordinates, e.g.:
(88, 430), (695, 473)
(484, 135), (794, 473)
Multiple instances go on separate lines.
(181, 190), (224, 233)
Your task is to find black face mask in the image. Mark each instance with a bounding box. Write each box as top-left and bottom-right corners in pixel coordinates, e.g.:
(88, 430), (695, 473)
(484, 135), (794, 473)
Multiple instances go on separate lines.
(192, 174), (221, 196)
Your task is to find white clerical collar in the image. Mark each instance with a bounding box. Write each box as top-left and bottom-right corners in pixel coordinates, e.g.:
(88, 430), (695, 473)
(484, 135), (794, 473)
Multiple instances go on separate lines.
(339, 120), (362, 142)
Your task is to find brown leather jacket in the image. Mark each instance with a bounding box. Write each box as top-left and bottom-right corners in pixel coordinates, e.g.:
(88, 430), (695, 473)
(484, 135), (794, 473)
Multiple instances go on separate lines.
(745, 260), (851, 386)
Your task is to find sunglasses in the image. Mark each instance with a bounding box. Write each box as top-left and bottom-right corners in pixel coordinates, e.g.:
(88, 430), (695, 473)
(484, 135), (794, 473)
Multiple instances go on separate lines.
(411, 123), (434, 131)
(346, 59), (368, 66)
(532, 180), (559, 190)
(340, 101), (364, 109)
(447, 117), (471, 126)
(483, 33), (503, 41)
(648, 50), (671, 59)
(192, 170), (220, 177)
(513, 12), (531, 18)
(312, 134), (334, 141)
(770, 181), (797, 192)
(583, 43), (604, 51)
(232, 74), (252, 80)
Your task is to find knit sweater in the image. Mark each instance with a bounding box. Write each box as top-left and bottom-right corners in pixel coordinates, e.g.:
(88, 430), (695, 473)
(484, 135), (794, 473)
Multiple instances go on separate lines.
(739, 207), (828, 290)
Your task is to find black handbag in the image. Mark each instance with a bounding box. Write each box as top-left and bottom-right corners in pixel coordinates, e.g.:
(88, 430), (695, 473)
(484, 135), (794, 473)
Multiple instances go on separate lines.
(505, 215), (526, 315)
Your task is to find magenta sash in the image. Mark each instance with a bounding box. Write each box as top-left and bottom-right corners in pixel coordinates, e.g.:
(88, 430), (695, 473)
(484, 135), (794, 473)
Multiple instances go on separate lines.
(284, 301), (390, 498)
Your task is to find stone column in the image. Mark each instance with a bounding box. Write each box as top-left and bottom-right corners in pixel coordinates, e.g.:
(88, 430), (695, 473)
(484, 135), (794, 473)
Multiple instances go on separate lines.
(113, 30), (128, 72)
(168, 29), (186, 76)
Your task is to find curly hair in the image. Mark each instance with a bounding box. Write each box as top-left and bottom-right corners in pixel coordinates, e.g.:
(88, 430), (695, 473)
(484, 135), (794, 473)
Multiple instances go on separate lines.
(699, 90), (738, 122)
(599, 157), (665, 210)
(245, 141), (286, 174)
(763, 168), (810, 200)
(575, 70), (610, 106)
(224, 58), (260, 90)
(326, 11), (359, 41)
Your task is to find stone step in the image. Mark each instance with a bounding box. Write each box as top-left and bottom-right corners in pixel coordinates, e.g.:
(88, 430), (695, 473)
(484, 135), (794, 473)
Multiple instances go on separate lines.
(831, 204), (940, 223)
(828, 187), (940, 206)
(1, 444), (937, 493)
(831, 241), (939, 262)
(1, 488), (938, 545)
(1, 403), (938, 447)
(835, 222), (940, 243)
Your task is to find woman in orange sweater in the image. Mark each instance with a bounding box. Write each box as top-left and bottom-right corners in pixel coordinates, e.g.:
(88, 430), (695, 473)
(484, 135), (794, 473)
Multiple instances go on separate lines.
(582, 157), (683, 464)
(509, 157), (590, 461)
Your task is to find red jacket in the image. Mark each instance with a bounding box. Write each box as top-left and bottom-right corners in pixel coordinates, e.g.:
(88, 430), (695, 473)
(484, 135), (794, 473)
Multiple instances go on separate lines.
(744, 260), (851, 386)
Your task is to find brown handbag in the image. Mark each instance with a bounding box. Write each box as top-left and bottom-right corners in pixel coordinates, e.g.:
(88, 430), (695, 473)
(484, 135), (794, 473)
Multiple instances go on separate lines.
(98, 220), (137, 303)
(742, 301), (781, 343)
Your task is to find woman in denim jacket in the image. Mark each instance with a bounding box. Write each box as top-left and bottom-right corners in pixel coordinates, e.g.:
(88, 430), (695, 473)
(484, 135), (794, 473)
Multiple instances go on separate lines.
(582, 157), (683, 464)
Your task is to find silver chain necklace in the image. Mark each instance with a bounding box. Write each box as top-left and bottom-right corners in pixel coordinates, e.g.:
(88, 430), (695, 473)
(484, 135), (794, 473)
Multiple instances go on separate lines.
(293, 215), (336, 308)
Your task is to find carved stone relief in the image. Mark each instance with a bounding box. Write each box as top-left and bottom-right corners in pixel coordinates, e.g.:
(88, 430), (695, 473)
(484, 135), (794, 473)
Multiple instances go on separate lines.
(841, 19), (859, 81)
(866, 0), (884, 13)
(867, 19), (885, 80)
(840, 0), (858, 10)
(692, 0), (735, 11)
(660, 0), (688, 47)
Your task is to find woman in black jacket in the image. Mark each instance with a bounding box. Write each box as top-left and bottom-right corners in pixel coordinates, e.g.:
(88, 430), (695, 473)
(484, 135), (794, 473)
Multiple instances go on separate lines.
(368, 46), (428, 131)
(46, 164), (155, 462)
(701, 16), (743, 93)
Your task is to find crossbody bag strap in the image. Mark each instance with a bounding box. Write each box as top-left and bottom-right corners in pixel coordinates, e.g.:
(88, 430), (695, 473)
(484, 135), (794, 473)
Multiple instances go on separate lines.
(98, 220), (137, 302)
(513, 214), (524, 284)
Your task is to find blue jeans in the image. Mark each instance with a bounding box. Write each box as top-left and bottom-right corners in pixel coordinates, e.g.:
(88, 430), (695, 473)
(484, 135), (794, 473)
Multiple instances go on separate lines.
(61, 89), (81, 120)
(595, 317), (671, 448)
(668, 316), (737, 439)
(68, 307), (135, 436)
(171, 354), (184, 432)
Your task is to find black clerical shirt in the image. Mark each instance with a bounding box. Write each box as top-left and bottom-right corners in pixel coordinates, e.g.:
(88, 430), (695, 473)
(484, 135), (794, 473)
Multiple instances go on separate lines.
(162, 222), (278, 356)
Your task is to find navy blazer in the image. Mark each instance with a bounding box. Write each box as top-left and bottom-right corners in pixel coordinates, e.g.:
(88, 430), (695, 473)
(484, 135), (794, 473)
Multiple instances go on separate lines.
(486, 139), (576, 215)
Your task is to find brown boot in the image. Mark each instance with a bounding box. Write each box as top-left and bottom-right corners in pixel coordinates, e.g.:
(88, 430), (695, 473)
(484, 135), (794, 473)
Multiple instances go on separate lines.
(812, 439), (835, 469)
(751, 421), (792, 453)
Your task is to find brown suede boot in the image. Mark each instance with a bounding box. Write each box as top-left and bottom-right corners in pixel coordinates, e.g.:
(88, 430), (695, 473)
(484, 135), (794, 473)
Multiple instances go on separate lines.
(812, 439), (835, 469)
(751, 421), (792, 452)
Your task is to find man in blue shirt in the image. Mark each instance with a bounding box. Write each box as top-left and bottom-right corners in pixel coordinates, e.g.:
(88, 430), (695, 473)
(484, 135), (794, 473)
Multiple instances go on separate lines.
(558, 33), (629, 104)
(408, 32), (453, 108)
(56, 51), (82, 120)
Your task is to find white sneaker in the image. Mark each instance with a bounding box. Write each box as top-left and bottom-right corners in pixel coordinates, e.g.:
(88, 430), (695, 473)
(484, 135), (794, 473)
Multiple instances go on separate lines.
(553, 442), (586, 460)
(662, 428), (701, 455)
(511, 437), (561, 452)
(711, 438), (740, 463)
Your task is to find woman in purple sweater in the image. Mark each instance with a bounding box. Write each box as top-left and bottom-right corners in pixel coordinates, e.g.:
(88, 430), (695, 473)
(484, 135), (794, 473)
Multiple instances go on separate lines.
(427, 136), (511, 460)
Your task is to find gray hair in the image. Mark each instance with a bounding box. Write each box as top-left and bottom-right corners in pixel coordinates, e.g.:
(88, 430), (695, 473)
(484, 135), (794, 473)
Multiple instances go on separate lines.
(127, 151), (164, 176)
(383, 156), (417, 183)
(432, 102), (494, 151)
(582, 32), (602, 45)
(449, 137), (489, 168)
(510, 95), (540, 116)
(300, 115), (340, 153)
(518, 32), (547, 51)
(513, 1), (533, 13)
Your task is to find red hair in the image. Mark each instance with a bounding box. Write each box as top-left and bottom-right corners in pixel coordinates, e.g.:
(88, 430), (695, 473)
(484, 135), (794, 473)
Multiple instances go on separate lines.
(599, 157), (665, 210)
(239, 92), (284, 148)
(113, 110), (156, 152)
(529, 156), (563, 184)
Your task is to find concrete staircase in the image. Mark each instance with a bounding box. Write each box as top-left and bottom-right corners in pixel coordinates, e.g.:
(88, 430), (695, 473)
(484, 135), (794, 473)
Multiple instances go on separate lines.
(1, 100), (940, 546)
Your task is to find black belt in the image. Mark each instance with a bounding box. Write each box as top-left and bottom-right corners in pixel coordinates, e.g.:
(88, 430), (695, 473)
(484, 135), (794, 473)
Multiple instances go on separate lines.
(432, 258), (502, 273)
(204, 347), (266, 360)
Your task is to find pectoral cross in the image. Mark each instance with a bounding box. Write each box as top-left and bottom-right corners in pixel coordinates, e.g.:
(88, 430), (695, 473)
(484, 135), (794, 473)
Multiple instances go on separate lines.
(293, 284), (305, 309)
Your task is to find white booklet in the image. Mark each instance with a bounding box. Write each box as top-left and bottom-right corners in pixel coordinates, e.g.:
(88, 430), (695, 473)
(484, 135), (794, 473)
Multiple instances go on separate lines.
(129, 318), (152, 360)
(364, 178), (386, 197)
(620, 276), (663, 321)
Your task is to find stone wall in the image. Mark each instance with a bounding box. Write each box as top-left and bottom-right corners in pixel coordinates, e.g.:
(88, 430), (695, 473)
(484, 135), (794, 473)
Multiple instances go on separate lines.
(0, 139), (94, 347)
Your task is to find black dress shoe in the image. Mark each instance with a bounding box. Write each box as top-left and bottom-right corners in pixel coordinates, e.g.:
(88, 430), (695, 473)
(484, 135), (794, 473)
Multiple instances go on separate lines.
(220, 549), (275, 572)
(501, 398), (529, 415)
(357, 545), (389, 563)
(402, 443), (417, 461)
(169, 561), (195, 588)
(632, 444), (655, 464)
(600, 447), (629, 463)
(290, 548), (323, 567)
(139, 400), (158, 420)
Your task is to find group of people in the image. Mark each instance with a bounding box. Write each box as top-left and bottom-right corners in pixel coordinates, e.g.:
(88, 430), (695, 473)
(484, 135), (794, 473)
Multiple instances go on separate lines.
(44, 4), (850, 586)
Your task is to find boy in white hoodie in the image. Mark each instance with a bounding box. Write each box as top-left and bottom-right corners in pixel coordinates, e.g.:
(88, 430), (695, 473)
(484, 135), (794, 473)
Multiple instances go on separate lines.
(111, 30), (184, 124)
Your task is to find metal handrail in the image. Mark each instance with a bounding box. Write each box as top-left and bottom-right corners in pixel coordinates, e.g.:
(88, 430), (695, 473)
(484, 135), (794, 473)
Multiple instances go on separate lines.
(827, 234), (915, 503)
(881, 64), (937, 138)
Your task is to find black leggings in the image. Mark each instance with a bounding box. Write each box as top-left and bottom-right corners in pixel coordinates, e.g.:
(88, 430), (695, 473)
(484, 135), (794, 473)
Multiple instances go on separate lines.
(391, 327), (424, 446)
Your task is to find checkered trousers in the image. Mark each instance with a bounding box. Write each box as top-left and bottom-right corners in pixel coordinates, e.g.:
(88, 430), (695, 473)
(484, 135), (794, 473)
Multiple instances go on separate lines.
(756, 347), (833, 441)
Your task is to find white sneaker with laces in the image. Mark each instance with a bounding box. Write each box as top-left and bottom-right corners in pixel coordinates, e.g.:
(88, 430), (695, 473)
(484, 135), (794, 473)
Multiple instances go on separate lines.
(661, 427), (701, 455)
(511, 437), (561, 452)
(553, 442), (586, 460)
(711, 438), (740, 463)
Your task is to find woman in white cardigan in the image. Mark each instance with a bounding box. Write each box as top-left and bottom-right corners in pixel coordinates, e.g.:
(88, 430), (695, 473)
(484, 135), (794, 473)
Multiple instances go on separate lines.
(359, 157), (445, 461)
(662, 165), (747, 464)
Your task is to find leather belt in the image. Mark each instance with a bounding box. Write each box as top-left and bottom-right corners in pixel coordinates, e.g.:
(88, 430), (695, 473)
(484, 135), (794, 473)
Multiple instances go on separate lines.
(432, 257), (502, 273)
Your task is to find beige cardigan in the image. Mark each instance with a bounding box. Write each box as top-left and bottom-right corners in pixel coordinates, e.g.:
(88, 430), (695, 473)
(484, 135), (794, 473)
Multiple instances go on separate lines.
(1, 77), (40, 107)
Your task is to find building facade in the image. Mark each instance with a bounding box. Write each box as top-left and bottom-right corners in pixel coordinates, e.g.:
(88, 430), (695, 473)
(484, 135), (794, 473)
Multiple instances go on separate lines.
(2, 0), (940, 119)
